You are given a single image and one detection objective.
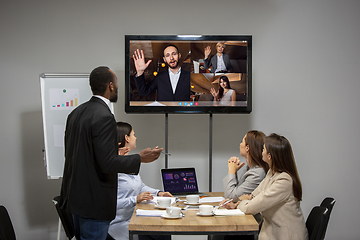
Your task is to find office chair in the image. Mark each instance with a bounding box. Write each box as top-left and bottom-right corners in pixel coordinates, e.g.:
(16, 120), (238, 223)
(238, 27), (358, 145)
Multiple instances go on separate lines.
(319, 197), (336, 239)
(320, 197), (336, 214)
(0, 205), (16, 240)
(306, 206), (329, 240)
(52, 196), (75, 240)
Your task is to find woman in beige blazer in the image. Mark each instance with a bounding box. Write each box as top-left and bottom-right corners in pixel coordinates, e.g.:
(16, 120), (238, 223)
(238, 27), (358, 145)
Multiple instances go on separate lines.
(222, 133), (308, 240)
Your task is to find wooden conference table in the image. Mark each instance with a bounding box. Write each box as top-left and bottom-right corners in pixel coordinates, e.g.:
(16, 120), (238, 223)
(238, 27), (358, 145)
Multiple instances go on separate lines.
(129, 192), (259, 240)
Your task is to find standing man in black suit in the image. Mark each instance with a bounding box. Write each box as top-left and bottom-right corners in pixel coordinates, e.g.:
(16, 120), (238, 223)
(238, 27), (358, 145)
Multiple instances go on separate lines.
(133, 44), (190, 101)
(59, 66), (163, 240)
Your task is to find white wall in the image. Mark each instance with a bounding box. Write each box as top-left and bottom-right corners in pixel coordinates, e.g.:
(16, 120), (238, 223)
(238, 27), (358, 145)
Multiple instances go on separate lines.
(1, 0), (359, 239)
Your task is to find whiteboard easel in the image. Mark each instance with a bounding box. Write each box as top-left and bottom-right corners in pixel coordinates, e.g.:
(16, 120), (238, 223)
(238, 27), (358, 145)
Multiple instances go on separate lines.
(40, 73), (91, 179)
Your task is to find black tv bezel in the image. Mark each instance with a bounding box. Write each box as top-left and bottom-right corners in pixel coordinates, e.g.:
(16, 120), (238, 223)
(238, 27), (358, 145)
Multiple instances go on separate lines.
(125, 35), (252, 114)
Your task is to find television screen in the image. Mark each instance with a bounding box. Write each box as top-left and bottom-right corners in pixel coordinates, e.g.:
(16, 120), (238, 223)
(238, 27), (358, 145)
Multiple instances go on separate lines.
(125, 35), (252, 114)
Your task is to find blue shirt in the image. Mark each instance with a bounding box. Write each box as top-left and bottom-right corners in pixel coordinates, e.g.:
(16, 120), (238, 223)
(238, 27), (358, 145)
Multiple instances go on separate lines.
(108, 173), (160, 240)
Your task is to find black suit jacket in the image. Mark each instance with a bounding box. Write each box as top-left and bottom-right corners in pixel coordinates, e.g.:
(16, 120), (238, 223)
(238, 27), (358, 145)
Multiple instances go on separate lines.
(60, 96), (141, 221)
(204, 53), (233, 73)
(134, 69), (190, 101)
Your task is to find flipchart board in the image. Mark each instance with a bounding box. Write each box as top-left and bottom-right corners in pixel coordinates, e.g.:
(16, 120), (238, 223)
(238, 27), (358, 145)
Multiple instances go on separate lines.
(40, 73), (91, 179)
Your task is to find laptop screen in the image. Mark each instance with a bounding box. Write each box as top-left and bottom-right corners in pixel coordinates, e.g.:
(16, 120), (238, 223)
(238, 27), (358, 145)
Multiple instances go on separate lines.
(161, 167), (199, 195)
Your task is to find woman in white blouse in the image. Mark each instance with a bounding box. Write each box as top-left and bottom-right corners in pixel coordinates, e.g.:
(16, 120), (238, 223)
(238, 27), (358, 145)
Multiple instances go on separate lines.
(107, 122), (172, 240)
(222, 133), (308, 240)
(210, 75), (236, 105)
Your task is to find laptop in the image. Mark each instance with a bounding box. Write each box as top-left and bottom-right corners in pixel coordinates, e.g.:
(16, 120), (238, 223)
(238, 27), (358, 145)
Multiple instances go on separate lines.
(161, 167), (206, 196)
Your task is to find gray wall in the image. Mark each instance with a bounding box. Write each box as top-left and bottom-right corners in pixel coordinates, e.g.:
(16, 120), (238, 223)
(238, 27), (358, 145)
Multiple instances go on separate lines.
(1, 0), (359, 239)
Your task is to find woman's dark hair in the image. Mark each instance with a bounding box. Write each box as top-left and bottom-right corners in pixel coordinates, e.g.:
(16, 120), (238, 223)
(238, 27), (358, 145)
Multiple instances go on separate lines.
(218, 75), (231, 99)
(265, 133), (303, 201)
(89, 66), (115, 95)
(245, 130), (269, 173)
(116, 122), (132, 148)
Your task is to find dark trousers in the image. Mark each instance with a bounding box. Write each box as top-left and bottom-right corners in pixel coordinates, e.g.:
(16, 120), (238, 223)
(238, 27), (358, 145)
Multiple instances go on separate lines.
(73, 214), (111, 240)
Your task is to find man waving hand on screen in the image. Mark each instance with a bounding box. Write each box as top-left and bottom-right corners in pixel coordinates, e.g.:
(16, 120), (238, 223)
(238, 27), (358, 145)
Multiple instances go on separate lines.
(133, 44), (191, 101)
(59, 66), (163, 240)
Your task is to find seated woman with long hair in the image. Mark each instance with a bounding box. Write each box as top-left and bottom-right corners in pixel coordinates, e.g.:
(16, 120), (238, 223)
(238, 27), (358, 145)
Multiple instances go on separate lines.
(211, 130), (268, 240)
(222, 133), (308, 240)
(223, 130), (269, 201)
(107, 122), (172, 240)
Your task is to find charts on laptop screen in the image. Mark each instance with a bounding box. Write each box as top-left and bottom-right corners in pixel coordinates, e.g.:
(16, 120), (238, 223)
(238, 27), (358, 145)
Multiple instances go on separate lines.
(161, 168), (199, 194)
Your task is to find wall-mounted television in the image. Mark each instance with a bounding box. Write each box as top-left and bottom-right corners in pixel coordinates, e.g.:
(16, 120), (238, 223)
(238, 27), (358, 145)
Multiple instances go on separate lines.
(125, 35), (252, 114)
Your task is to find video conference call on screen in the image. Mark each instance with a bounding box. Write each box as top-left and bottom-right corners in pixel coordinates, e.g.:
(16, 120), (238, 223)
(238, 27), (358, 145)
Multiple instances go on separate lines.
(125, 35), (252, 114)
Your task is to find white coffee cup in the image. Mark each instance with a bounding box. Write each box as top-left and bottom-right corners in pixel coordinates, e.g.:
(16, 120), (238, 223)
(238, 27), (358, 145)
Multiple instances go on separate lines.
(186, 195), (200, 204)
(199, 205), (214, 215)
(157, 197), (171, 208)
(166, 206), (181, 217)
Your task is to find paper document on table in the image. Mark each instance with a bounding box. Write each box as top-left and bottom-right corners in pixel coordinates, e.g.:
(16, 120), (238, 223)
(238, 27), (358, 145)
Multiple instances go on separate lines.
(214, 209), (245, 216)
(199, 197), (225, 203)
(136, 209), (166, 217)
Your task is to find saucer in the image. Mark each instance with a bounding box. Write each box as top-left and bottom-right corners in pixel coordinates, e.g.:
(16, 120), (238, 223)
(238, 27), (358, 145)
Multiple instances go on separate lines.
(154, 204), (168, 210)
(161, 214), (182, 219)
(184, 201), (201, 205)
(196, 212), (214, 217)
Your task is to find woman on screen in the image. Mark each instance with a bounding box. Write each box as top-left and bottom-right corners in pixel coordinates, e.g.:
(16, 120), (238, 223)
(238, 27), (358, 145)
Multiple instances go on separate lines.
(222, 133), (308, 240)
(107, 122), (172, 240)
(204, 42), (234, 73)
(210, 75), (236, 105)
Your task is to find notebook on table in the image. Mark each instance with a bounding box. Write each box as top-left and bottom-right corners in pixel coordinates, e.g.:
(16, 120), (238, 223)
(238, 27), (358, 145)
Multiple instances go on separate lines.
(161, 167), (206, 197)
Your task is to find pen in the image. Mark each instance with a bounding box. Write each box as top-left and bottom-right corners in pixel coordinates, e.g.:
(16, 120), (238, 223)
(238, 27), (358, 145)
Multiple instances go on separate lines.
(161, 151), (171, 156)
(220, 199), (233, 207)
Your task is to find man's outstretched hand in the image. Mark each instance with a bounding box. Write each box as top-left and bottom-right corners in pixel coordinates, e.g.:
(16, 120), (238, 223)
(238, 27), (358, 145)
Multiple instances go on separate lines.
(139, 146), (163, 163)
